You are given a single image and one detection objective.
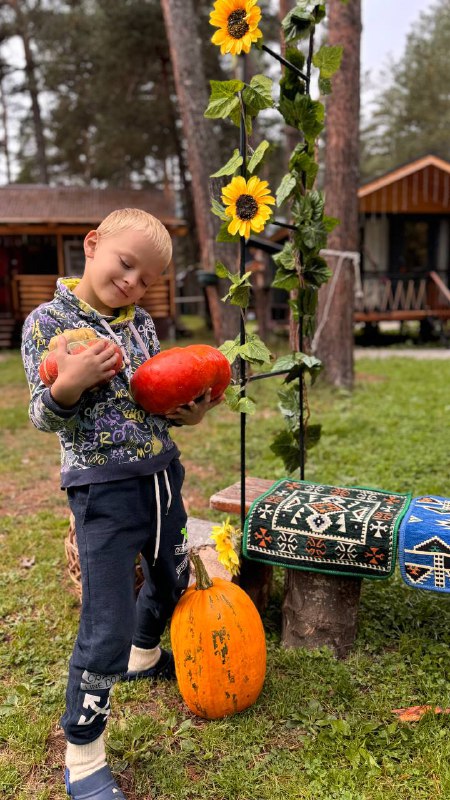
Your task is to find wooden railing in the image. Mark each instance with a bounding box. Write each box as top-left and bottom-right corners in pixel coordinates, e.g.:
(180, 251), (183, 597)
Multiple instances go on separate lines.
(354, 271), (450, 323)
(11, 272), (175, 323)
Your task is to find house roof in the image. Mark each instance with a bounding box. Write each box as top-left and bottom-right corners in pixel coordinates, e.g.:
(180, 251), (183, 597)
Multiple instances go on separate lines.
(0, 184), (186, 231)
(358, 155), (450, 214)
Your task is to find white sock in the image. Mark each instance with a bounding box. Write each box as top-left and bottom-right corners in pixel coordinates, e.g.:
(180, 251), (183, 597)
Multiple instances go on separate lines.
(127, 645), (161, 672)
(66, 734), (106, 783)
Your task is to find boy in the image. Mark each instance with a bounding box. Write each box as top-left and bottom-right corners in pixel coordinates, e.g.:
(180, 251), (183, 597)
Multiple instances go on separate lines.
(21, 208), (222, 800)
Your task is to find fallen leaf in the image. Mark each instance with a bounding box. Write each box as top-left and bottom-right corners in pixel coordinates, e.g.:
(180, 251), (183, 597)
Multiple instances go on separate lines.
(19, 556), (35, 569)
(392, 705), (450, 722)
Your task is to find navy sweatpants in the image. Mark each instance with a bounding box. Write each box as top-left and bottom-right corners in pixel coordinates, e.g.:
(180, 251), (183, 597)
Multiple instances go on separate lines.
(61, 458), (189, 744)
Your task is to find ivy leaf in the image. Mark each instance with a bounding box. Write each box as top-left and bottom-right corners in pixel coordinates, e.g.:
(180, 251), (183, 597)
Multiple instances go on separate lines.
(211, 199), (228, 221)
(270, 430), (302, 474)
(271, 352), (322, 385)
(243, 75), (274, 113)
(222, 271), (252, 308)
(204, 79), (243, 119)
(229, 104), (253, 135)
(247, 140), (270, 174)
(324, 215), (340, 233)
(295, 96), (325, 142)
(276, 173), (297, 207)
(313, 45), (343, 79)
(273, 241), (297, 271)
(219, 337), (241, 364)
(216, 221), (240, 243)
(210, 149), (243, 178)
(302, 256), (332, 288)
(319, 76), (332, 96)
(272, 267), (299, 292)
(281, 4), (316, 43)
(239, 333), (272, 366)
(215, 261), (232, 279)
(225, 385), (256, 415)
(288, 149), (319, 189)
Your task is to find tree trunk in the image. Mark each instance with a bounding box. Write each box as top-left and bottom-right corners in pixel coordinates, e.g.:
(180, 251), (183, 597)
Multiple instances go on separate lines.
(281, 0), (362, 659)
(315, 0), (361, 389)
(282, 570), (361, 659)
(161, 0), (239, 343)
(7, 0), (49, 183)
(0, 74), (12, 183)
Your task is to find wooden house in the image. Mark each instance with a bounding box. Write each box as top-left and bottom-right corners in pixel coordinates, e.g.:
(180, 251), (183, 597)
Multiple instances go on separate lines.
(357, 154), (450, 325)
(0, 185), (187, 347)
(250, 154), (450, 335)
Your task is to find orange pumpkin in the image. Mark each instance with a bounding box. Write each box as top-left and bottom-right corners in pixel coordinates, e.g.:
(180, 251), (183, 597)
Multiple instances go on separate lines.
(170, 552), (266, 720)
(39, 328), (123, 387)
(130, 344), (231, 415)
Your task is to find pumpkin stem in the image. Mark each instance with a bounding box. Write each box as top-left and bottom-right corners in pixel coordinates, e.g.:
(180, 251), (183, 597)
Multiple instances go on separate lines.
(190, 550), (213, 590)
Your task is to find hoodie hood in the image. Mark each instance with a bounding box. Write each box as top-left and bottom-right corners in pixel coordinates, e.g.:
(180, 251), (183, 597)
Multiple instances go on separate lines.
(56, 278), (136, 326)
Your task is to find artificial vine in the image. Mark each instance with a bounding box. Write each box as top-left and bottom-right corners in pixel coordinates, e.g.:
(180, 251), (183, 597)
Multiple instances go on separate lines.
(206, 0), (343, 474)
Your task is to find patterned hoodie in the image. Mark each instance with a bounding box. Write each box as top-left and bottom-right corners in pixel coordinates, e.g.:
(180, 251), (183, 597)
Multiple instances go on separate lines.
(21, 278), (179, 488)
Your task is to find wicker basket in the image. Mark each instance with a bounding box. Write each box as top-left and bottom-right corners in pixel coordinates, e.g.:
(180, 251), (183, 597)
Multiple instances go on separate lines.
(65, 512), (145, 601)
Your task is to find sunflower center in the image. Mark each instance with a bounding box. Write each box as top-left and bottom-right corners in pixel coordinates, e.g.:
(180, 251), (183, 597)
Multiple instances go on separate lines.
(236, 194), (258, 220)
(227, 10), (249, 40)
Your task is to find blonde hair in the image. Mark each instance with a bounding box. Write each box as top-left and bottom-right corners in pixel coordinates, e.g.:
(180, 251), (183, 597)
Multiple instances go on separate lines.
(97, 208), (172, 268)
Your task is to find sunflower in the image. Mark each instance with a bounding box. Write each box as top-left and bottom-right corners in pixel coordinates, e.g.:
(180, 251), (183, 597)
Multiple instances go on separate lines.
(210, 0), (263, 56)
(221, 175), (275, 238)
(211, 517), (241, 577)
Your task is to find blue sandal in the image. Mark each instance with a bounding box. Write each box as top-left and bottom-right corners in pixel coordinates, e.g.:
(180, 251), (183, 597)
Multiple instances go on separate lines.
(123, 647), (175, 681)
(65, 765), (126, 799)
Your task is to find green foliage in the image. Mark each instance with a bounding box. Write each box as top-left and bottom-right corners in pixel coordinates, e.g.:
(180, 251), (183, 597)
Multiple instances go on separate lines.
(361, 0), (450, 177)
(205, 2), (340, 473)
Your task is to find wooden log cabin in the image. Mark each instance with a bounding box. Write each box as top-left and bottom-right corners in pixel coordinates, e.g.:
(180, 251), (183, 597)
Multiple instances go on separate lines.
(357, 154), (450, 329)
(0, 185), (187, 347)
(251, 154), (450, 337)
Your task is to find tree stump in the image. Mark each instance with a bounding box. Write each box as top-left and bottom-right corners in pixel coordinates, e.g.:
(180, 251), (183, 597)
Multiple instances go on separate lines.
(282, 570), (361, 659)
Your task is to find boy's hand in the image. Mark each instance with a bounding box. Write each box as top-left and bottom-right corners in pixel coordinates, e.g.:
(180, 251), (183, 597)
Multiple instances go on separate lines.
(165, 389), (224, 426)
(50, 336), (121, 408)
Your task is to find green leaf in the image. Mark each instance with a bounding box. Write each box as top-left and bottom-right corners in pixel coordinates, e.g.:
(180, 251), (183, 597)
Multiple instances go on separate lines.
(215, 261), (232, 279)
(223, 271), (252, 308)
(276, 173), (297, 207)
(271, 351), (323, 385)
(219, 337), (241, 364)
(282, 4), (316, 43)
(272, 267), (299, 292)
(313, 45), (343, 79)
(239, 333), (272, 366)
(210, 149), (243, 178)
(273, 241), (297, 272)
(295, 96), (325, 141)
(288, 149), (319, 189)
(211, 199), (228, 221)
(225, 386), (256, 415)
(216, 221), (240, 243)
(318, 76), (332, 95)
(302, 255), (332, 288)
(247, 140), (270, 174)
(270, 429), (302, 474)
(204, 79), (243, 120)
(243, 75), (274, 113)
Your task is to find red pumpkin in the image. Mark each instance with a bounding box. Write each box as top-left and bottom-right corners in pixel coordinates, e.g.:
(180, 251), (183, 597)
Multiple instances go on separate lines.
(39, 328), (123, 387)
(130, 344), (231, 414)
(170, 552), (266, 720)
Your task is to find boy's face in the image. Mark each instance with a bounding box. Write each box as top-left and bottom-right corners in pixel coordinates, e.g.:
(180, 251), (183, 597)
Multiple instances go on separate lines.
(78, 228), (168, 315)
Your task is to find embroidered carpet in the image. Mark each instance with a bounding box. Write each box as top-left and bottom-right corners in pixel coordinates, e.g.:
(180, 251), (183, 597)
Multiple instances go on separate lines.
(243, 479), (411, 579)
(399, 495), (450, 592)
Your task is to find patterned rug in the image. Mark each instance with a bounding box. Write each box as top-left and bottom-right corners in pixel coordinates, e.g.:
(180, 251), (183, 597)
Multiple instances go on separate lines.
(243, 479), (411, 579)
(399, 495), (450, 592)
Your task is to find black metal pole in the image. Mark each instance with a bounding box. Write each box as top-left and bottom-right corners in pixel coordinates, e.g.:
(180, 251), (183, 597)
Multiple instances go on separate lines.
(239, 57), (247, 530)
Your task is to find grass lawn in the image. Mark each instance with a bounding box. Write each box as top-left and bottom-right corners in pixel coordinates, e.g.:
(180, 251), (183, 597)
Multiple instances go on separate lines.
(1, 337), (450, 800)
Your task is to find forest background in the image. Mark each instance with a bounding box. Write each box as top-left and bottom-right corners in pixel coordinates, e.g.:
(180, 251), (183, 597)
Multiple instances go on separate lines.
(0, 0), (449, 203)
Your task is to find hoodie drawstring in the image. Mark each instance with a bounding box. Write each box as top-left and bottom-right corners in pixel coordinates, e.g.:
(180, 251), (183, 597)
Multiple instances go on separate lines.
(97, 317), (169, 564)
(153, 469), (172, 564)
(98, 318), (131, 366)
